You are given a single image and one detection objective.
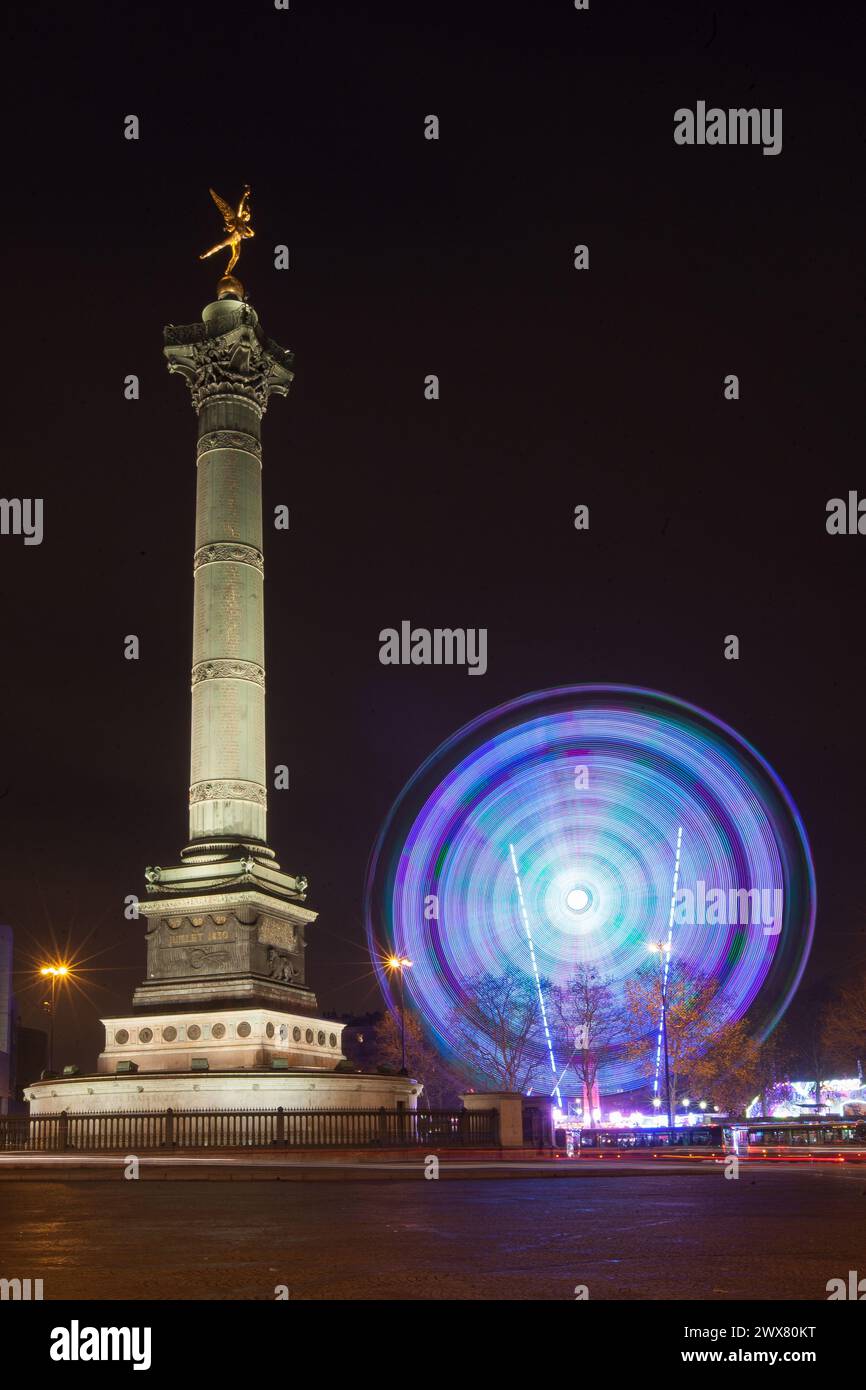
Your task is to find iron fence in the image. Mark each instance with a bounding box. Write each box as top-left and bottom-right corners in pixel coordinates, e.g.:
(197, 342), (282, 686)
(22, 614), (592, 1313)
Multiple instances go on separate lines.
(0, 1106), (498, 1152)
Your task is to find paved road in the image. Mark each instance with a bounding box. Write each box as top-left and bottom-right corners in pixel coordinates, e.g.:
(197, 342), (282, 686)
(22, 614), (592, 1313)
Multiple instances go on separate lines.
(1, 1168), (864, 1299)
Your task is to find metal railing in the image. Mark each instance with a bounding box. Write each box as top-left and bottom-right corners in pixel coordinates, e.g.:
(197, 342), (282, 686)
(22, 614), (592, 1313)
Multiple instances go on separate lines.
(0, 1106), (498, 1152)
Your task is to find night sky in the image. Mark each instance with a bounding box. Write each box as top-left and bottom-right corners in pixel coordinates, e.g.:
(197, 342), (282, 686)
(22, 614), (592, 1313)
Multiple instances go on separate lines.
(2, 0), (862, 1071)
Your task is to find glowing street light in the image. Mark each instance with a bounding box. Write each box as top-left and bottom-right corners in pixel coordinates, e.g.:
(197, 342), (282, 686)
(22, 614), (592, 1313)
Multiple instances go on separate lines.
(39, 963), (71, 1073)
(385, 955), (413, 1075)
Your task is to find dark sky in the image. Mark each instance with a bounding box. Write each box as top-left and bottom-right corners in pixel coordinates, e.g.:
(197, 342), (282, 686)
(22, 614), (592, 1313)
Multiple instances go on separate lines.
(2, 0), (863, 1070)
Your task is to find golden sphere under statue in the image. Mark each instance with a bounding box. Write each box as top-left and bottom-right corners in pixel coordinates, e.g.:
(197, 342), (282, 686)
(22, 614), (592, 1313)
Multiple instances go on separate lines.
(217, 274), (245, 301)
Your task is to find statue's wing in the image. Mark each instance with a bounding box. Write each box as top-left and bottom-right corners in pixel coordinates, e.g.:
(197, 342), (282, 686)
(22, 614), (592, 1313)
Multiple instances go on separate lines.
(209, 188), (236, 228)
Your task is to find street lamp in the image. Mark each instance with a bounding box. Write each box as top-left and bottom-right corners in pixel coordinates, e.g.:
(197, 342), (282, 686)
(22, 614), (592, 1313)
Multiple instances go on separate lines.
(39, 963), (70, 1073)
(385, 955), (412, 1075)
(648, 941), (673, 1129)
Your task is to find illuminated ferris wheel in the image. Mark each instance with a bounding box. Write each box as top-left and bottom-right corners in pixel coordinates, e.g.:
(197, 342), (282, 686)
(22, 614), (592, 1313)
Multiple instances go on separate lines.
(365, 685), (816, 1096)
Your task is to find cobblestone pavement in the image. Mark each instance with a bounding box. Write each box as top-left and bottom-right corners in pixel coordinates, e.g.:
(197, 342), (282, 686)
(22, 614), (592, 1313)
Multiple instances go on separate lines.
(1, 1167), (864, 1299)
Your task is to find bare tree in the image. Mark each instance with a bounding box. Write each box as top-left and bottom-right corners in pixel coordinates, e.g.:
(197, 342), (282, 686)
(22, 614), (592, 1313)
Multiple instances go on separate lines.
(823, 968), (866, 1072)
(370, 1009), (463, 1108)
(752, 1022), (793, 1116)
(551, 965), (622, 1116)
(801, 1007), (835, 1111)
(448, 967), (547, 1093)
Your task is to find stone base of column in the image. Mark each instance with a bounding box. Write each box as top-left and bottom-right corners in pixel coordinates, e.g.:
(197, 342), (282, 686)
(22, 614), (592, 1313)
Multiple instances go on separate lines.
(98, 1006), (343, 1075)
(144, 847), (307, 900)
(137, 856), (318, 1012)
(131, 976), (319, 1012)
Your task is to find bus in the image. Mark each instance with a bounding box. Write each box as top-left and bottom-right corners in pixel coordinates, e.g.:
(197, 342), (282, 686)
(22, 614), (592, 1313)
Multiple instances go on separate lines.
(577, 1125), (725, 1156)
(734, 1119), (866, 1159)
(574, 1120), (866, 1160)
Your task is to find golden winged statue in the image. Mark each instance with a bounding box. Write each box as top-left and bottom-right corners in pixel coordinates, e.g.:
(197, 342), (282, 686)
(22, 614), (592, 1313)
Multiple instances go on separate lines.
(199, 185), (255, 276)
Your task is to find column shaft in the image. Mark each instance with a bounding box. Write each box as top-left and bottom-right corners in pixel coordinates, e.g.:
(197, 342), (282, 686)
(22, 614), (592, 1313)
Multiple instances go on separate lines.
(189, 398), (267, 843)
(164, 295), (293, 849)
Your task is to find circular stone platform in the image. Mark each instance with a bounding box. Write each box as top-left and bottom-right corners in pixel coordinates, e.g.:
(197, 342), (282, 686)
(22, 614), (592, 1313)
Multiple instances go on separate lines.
(25, 1069), (420, 1116)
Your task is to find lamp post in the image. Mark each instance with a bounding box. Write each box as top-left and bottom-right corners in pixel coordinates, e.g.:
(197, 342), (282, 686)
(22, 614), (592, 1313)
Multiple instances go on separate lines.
(385, 955), (412, 1075)
(39, 964), (69, 1073)
(649, 942), (673, 1129)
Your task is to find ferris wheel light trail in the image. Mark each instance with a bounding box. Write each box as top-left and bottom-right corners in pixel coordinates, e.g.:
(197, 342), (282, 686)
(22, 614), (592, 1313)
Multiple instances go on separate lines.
(654, 825), (683, 1100)
(510, 842), (562, 1107)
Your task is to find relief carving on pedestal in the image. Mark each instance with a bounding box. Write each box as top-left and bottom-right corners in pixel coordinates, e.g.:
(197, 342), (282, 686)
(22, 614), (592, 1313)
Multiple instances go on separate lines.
(258, 920), (300, 952)
(145, 911), (253, 980)
(255, 917), (306, 988)
(185, 945), (232, 971)
(266, 946), (299, 983)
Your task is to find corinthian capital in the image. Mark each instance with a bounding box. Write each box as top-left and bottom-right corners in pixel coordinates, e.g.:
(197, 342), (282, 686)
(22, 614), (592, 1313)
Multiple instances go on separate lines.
(164, 300), (294, 414)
